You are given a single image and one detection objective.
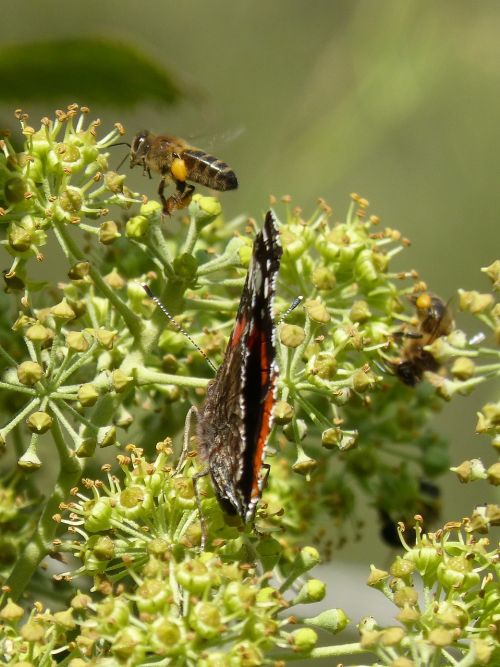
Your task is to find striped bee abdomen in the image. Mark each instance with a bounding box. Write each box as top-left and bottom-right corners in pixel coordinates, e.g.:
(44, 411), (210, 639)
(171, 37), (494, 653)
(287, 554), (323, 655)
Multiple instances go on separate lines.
(182, 149), (238, 191)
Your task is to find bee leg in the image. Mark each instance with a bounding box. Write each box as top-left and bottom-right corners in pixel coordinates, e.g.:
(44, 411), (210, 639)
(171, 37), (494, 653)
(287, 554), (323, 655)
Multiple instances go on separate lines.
(174, 180), (195, 211)
(158, 177), (175, 216)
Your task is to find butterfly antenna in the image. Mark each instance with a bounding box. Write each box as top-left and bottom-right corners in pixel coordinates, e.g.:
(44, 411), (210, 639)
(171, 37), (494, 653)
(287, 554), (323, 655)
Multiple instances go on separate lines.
(142, 284), (217, 373)
(276, 295), (303, 326)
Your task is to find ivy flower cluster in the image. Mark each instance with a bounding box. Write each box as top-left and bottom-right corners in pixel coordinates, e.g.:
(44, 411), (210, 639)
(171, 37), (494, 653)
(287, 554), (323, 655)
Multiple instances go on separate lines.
(0, 107), (499, 665)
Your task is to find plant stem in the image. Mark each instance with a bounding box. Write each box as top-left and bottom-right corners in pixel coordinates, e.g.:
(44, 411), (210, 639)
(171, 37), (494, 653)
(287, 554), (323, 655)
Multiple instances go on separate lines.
(271, 642), (368, 661)
(53, 221), (143, 339)
(5, 418), (83, 600)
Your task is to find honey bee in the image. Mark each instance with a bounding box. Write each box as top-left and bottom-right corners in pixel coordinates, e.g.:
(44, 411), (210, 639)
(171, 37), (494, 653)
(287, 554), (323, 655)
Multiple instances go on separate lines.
(390, 293), (454, 386)
(129, 130), (238, 215)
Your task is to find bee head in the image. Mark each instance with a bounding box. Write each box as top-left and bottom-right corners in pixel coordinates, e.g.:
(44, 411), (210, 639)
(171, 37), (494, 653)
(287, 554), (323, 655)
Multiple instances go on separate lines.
(130, 130), (152, 167)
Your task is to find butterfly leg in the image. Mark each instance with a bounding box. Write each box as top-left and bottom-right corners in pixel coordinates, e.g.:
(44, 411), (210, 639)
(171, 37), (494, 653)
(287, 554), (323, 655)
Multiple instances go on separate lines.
(175, 406), (199, 474)
(192, 467), (210, 550)
(175, 406), (210, 549)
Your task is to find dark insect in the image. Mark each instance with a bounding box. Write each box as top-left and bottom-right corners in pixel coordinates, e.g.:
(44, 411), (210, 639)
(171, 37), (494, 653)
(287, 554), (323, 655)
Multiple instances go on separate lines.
(129, 130), (238, 215)
(390, 293), (454, 386)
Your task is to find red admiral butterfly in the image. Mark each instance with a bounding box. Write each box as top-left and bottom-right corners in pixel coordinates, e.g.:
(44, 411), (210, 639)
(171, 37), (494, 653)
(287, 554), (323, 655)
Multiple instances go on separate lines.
(195, 210), (282, 525)
(145, 211), (282, 546)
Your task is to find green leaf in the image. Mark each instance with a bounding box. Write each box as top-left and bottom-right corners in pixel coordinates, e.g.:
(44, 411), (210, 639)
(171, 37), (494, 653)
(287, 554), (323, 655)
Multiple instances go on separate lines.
(0, 38), (183, 107)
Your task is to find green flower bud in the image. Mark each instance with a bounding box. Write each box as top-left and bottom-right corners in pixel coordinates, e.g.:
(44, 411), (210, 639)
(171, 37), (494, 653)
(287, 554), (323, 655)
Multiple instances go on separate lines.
(281, 228), (307, 259)
(136, 578), (170, 614)
(224, 581), (256, 614)
(311, 266), (336, 290)
(118, 485), (153, 518)
(379, 627), (405, 646)
(50, 299), (76, 321)
(17, 360), (43, 385)
(229, 641), (263, 665)
(435, 601), (469, 628)
(404, 544), (440, 584)
(94, 329), (116, 349)
(458, 289), (494, 314)
(396, 606), (420, 625)
(292, 451), (317, 475)
(280, 323), (305, 348)
(428, 627), (454, 647)
(87, 536), (114, 564)
(4, 176), (26, 203)
(75, 436), (97, 457)
(113, 627), (146, 660)
(350, 300), (372, 322)
(198, 652), (229, 667)
(189, 602), (221, 639)
(351, 366), (376, 393)
(304, 298), (330, 323)
(481, 259), (500, 287)
(308, 352), (337, 379)
(173, 253), (198, 281)
(68, 261), (90, 279)
(294, 546), (321, 575)
(66, 331), (90, 352)
(8, 224), (32, 251)
(140, 200), (162, 216)
(53, 609), (75, 630)
(284, 418), (307, 443)
(273, 400), (294, 424)
(487, 462), (500, 486)
(238, 243), (253, 267)
(393, 586), (418, 608)
(367, 565), (389, 588)
(473, 638), (495, 665)
(293, 578), (326, 604)
(176, 558), (211, 594)
(437, 555), (480, 591)
(25, 323), (52, 344)
(189, 194), (222, 223)
(71, 593), (92, 611)
(451, 357), (475, 380)
(170, 477), (195, 510)
(390, 557), (415, 580)
(105, 171), (126, 193)
(112, 369), (133, 393)
(98, 425), (116, 448)
(450, 459), (486, 483)
(60, 186), (82, 213)
(18, 448), (42, 469)
(0, 599), (24, 622)
(104, 268), (125, 290)
(322, 427), (341, 449)
(78, 383), (99, 407)
(304, 608), (349, 635)
(84, 497), (113, 532)
(21, 621), (45, 642)
(26, 411), (53, 434)
(99, 220), (120, 244)
(126, 214), (149, 238)
(289, 627), (318, 652)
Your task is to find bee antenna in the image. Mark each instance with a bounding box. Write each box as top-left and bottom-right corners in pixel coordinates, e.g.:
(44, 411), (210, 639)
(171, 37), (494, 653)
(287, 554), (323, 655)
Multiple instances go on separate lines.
(141, 283), (217, 373)
(276, 295), (303, 326)
(109, 141), (131, 148)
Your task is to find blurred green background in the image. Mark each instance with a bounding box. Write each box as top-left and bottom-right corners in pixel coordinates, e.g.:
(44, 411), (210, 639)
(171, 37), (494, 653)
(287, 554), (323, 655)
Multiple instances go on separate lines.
(2, 0), (499, 647)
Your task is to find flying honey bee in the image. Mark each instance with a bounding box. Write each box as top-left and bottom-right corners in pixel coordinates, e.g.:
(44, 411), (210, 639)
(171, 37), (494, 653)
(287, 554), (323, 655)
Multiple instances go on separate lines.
(129, 130), (238, 215)
(389, 293), (454, 386)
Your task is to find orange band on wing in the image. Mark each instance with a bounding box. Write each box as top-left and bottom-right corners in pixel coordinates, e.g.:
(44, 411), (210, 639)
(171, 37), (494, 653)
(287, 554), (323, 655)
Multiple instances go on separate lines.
(250, 330), (276, 500)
